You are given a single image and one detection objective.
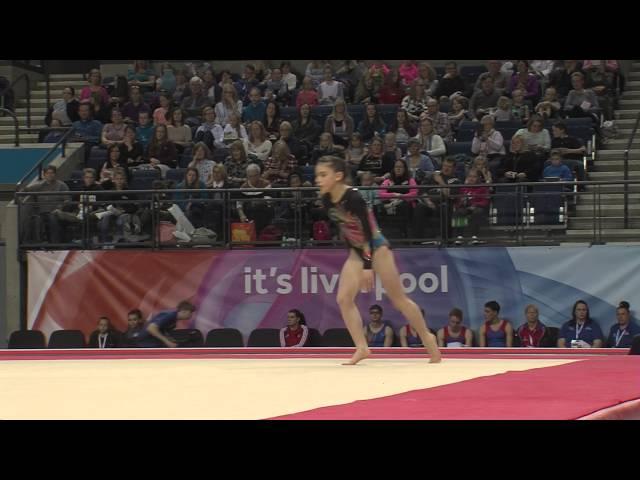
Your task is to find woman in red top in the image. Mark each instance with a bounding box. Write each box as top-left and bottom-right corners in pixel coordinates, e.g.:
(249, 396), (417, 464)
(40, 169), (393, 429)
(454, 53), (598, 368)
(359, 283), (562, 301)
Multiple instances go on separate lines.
(296, 76), (319, 109)
(454, 168), (490, 245)
(377, 70), (405, 105)
(279, 309), (309, 347)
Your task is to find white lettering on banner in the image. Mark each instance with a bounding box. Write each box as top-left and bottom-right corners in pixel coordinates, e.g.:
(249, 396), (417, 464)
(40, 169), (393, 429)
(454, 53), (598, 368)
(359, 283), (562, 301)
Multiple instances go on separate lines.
(243, 266), (449, 298)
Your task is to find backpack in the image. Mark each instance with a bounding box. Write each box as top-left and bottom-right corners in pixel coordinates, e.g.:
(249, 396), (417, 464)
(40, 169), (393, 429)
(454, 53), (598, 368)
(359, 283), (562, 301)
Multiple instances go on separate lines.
(258, 224), (283, 242)
(313, 220), (331, 241)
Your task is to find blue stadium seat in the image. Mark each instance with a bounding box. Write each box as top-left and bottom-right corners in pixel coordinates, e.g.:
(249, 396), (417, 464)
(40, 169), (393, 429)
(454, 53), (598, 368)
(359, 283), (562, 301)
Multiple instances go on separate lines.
(301, 165), (314, 183)
(213, 147), (230, 164)
(130, 169), (160, 190)
(280, 106), (298, 121)
(461, 65), (487, 84)
(528, 184), (566, 226)
(456, 129), (475, 141)
(166, 168), (186, 184)
(446, 141), (473, 156)
(491, 185), (524, 227)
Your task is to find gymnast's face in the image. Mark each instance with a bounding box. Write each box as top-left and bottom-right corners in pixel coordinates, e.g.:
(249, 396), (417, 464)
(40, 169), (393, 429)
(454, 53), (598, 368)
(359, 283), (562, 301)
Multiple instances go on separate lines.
(315, 163), (343, 195)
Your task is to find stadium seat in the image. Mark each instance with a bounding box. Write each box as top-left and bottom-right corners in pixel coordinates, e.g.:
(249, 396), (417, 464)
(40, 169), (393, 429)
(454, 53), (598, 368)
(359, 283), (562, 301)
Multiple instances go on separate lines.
(130, 169), (160, 190)
(280, 106), (298, 121)
(48, 330), (86, 348)
(247, 328), (281, 347)
(446, 141), (473, 156)
(205, 328), (244, 347)
(166, 168), (187, 184)
(321, 328), (354, 347)
(461, 65), (487, 85)
(528, 184), (566, 226)
(306, 328), (322, 347)
(170, 329), (204, 347)
(8, 330), (46, 349)
(491, 185), (524, 227)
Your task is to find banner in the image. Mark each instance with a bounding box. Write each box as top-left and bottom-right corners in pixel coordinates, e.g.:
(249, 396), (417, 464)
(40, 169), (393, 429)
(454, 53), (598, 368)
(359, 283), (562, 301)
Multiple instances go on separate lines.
(27, 246), (640, 340)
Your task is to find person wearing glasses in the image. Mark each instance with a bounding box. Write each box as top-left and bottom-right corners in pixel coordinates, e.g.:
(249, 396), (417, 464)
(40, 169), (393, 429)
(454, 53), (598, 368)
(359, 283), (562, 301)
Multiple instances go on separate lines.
(401, 79), (431, 121)
(364, 305), (394, 347)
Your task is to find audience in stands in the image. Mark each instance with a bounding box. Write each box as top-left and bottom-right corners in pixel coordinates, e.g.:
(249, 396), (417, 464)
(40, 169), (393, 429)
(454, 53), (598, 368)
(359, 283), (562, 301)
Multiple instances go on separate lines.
(295, 76), (319, 109)
(383, 132), (402, 160)
(507, 60), (540, 102)
(215, 84), (243, 127)
(496, 135), (542, 183)
(263, 101), (282, 141)
(151, 91), (171, 126)
(243, 87), (267, 124)
(194, 106), (225, 151)
(470, 77), (502, 118)
(437, 308), (473, 347)
(147, 124), (178, 175)
(262, 140), (297, 186)
(45, 86), (80, 127)
(388, 108), (417, 145)
(181, 76), (212, 122)
(223, 112), (248, 145)
(235, 64), (260, 105)
(72, 103), (103, 148)
(471, 115), (505, 160)
(453, 167), (490, 245)
(423, 98), (452, 141)
(88, 316), (121, 348)
(558, 300), (603, 348)
(172, 68), (190, 104)
(399, 60), (419, 86)
(98, 167), (141, 242)
(416, 63), (439, 97)
(324, 98), (354, 147)
(317, 66), (344, 106)
(244, 121), (273, 162)
(292, 103), (321, 153)
(401, 79), (431, 121)
(280, 62), (298, 92)
(357, 136), (395, 183)
(434, 62), (468, 100)
(404, 138), (435, 179)
(127, 60), (155, 90)
(513, 115), (551, 155)
(377, 70), (405, 105)
(121, 125), (144, 167)
(543, 150), (574, 181)
(225, 140), (250, 188)
(354, 72), (379, 105)
(447, 96), (471, 132)
(122, 309), (145, 347)
(101, 108), (127, 146)
(606, 301), (640, 348)
(357, 103), (387, 142)
(80, 68), (110, 108)
(534, 87), (562, 120)
(364, 305), (394, 347)
(122, 86), (150, 125)
(188, 142), (215, 185)
(479, 301), (514, 347)
(564, 72), (599, 120)
(510, 88), (531, 124)
(237, 163), (273, 234)
(99, 144), (128, 183)
(175, 167), (207, 227)
(548, 60), (583, 100)
(493, 96), (514, 122)
(279, 121), (306, 162)
(279, 309), (310, 347)
(475, 60), (508, 91)
(413, 117), (446, 166)
(379, 159), (418, 226)
(305, 61), (326, 87)
(345, 132), (367, 170)
(166, 108), (193, 153)
(515, 304), (549, 347)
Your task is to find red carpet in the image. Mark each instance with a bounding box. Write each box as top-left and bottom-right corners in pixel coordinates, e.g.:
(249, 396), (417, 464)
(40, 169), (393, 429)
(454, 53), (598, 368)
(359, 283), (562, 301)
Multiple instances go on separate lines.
(271, 356), (640, 420)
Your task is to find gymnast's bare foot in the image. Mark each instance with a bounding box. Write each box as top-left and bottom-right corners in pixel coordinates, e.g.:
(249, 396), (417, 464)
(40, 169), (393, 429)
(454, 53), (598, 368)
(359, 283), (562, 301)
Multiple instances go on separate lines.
(425, 333), (442, 364)
(343, 347), (370, 365)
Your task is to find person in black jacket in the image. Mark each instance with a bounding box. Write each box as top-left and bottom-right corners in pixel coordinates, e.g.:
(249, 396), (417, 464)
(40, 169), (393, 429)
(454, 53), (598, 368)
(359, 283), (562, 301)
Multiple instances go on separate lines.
(121, 309), (145, 347)
(434, 62), (469, 100)
(88, 316), (122, 348)
(495, 135), (542, 183)
(98, 167), (141, 242)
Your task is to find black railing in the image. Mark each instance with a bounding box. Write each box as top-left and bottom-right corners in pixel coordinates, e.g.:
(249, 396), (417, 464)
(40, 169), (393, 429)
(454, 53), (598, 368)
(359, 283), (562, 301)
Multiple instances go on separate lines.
(0, 108), (19, 147)
(14, 180), (640, 250)
(9, 74), (31, 128)
(623, 111), (640, 229)
(15, 127), (75, 191)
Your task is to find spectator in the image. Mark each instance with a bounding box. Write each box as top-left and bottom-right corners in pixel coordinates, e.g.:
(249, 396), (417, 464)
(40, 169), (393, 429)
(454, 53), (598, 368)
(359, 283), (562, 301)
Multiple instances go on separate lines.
(399, 60), (419, 86)
(607, 301), (640, 348)
(475, 60), (508, 91)
(263, 101), (282, 142)
(317, 66), (344, 106)
(399, 310), (425, 347)
(379, 159), (418, 224)
(558, 300), (604, 348)
(72, 102), (103, 158)
(225, 140), (250, 188)
(236, 163), (273, 233)
(280, 61), (298, 92)
(223, 112), (249, 145)
(404, 137), (435, 180)
(243, 121), (273, 162)
(98, 167), (141, 242)
(279, 309), (310, 347)
(79, 68), (110, 107)
(122, 86), (151, 125)
(515, 304), (549, 348)
(437, 308), (473, 347)
(175, 167), (207, 226)
(383, 132), (402, 161)
(152, 91), (171, 126)
(292, 103), (321, 153)
(166, 107), (193, 153)
(295, 76), (319, 109)
(510, 88), (531, 124)
(180, 76), (212, 121)
(493, 96), (514, 122)
(42, 119), (66, 143)
(121, 125), (144, 167)
(358, 171), (381, 208)
(215, 84), (243, 127)
(416, 63), (439, 97)
(21, 165), (70, 244)
(470, 77), (502, 117)
(122, 309), (145, 347)
(305, 60), (326, 87)
(453, 167), (490, 245)
(388, 108), (417, 145)
(514, 115), (551, 155)
(471, 155), (493, 184)
(88, 316), (121, 348)
(357, 136), (395, 183)
(235, 64), (260, 105)
(279, 121), (306, 162)
(563, 72), (599, 120)
(550, 120), (587, 185)
(584, 63), (616, 121)
(172, 68), (190, 104)
(548, 60), (584, 100)
(479, 301), (514, 347)
(202, 68), (221, 104)
(377, 69), (404, 104)
(368, 61), (390, 90)
(357, 103), (387, 142)
(345, 132), (367, 172)
(188, 142), (215, 185)
(147, 124), (178, 174)
(263, 140), (297, 186)
(66, 168), (103, 232)
(535, 86), (562, 120)
(471, 115), (505, 160)
(434, 62), (468, 100)
(423, 98), (452, 141)
(364, 304), (393, 347)
(496, 135), (542, 183)
(413, 117), (446, 166)
(127, 60), (155, 90)
(45, 86), (80, 127)
(582, 60), (619, 73)
(310, 132), (345, 166)
(354, 72), (379, 104)
(324, 98), (354, 147)
(101, 108), (127, 147)
(447, 96), (471, 132)
(99, 144), (128, 184)
(194, 106), (225, 151)
(156, 63), (177, 94)
(507, 60), (540, 102)
(243, 87), (267, 124)
(136, 301), (196, 348)
(531, 60), (556, 82)
(543, 150), (574, 181)
(401, 79), (431, 121)
(135, 110), (155, 151)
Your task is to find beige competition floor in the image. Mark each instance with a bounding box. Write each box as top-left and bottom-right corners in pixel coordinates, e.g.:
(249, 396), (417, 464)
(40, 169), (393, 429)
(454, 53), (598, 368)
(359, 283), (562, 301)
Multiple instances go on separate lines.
(0, 358), (577, 420)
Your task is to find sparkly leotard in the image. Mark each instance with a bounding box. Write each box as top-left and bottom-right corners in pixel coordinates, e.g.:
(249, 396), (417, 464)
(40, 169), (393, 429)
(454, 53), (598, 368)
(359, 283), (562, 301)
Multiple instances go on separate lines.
(322, 188), (389, 269)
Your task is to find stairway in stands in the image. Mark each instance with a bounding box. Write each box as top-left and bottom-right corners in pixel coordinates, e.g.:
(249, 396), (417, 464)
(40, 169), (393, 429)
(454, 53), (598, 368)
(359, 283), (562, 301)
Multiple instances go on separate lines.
(0, 73), (86, 145)
(566, 60), (640, 242)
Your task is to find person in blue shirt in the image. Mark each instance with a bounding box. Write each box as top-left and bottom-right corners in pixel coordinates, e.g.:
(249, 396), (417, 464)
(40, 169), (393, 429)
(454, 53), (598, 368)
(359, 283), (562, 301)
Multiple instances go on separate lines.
(607, 301), (640, 348)
(135, 110), (155, 152)
(242, 87), (266, 125)
(72, 102), (103, 144)
(558, 300), (604, 348)
(543, 149), (574, 181)
(363, 304), (394, 347)
(135, 300), (196, 348)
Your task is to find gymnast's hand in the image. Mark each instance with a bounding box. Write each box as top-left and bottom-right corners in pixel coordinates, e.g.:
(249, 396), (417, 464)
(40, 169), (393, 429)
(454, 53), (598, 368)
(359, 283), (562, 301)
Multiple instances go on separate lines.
(361, 270), (374, 293)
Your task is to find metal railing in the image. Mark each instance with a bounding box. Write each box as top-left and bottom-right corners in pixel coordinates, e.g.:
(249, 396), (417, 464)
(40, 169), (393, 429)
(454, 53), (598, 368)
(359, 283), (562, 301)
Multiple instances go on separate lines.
(9, 73), (31, 128)
(0, 108), (19, 147)
(623, 111), (640, 228)
(13, 180), (640, 250)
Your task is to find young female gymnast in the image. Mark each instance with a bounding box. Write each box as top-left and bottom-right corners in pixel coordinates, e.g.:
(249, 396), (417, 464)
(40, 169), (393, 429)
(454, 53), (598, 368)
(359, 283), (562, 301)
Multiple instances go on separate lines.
(315, 155), (442, 365)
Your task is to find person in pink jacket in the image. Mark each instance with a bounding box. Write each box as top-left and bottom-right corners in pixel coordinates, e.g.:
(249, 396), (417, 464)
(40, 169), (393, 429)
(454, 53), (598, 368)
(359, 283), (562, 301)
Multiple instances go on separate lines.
(454, 168), (490, 245)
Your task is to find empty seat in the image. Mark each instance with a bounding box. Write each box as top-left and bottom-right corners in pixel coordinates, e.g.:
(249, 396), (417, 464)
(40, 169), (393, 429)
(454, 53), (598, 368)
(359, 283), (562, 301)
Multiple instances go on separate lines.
(166, 168), (187, 184)
(280, 106), (298, 121)
(455, 129), (475, 142)
(528, 184), (566, 226)
(321, 328), (354, 347)
(130, 169), (160, 190)
(461, 65), (488, 84)
(306, 328), (322, 347)
(48, 329), (86, 348)
(170, 329), (204, 347)
(491, 185), (524, 227)
(8, 330), (46, 349)
(205, 328), (244, 347)
(247, 328), (281, 347)
(542, 327), (559, 347)
(213, 148), (230, 164)
(446, 141), (473, 156)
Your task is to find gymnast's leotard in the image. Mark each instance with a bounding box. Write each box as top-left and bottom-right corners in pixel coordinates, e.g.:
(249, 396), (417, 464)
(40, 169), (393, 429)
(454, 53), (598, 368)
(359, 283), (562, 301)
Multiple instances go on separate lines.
(322, 187), (389, 269)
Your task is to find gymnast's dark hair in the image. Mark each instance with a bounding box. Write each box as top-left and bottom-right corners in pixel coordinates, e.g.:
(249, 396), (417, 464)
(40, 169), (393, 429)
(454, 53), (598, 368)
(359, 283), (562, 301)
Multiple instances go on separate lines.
(288, 309), (306, 325)
(317, 155), (352, 184)
(618, 301), (630, 312)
